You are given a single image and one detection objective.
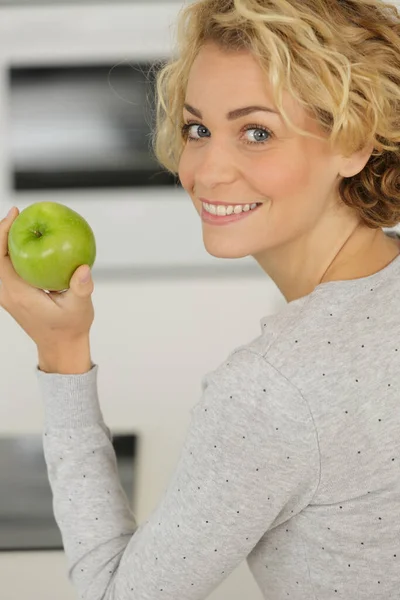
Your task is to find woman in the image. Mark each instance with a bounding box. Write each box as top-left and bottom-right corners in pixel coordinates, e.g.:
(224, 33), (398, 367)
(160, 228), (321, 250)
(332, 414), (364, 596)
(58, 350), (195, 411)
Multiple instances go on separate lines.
(1, 0), (400, 598)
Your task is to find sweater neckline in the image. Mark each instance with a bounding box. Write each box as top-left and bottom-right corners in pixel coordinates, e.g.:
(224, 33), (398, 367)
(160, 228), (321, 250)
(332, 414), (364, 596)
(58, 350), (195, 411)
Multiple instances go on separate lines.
(260, 250), (400, 326)
(311, 250), (400, 298)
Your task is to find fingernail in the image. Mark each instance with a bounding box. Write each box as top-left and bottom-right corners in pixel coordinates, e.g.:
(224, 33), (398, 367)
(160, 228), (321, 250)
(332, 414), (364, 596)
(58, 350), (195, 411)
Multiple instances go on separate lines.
(80, 267), (91, 283)
(7, 207), (14, 218)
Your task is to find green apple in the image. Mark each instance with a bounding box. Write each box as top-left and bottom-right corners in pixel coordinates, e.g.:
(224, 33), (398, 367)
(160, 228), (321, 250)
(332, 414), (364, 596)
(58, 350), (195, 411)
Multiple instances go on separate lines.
(8, 201), (96, 292)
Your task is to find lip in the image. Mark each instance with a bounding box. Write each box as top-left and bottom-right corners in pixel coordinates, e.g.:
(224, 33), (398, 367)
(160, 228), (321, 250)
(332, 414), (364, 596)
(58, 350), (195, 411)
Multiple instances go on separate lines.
(199, 197), (261, 207)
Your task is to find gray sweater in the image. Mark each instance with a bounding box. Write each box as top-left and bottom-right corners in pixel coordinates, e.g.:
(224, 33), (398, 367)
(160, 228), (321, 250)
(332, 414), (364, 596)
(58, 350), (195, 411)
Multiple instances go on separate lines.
(37, 251), (400, 600)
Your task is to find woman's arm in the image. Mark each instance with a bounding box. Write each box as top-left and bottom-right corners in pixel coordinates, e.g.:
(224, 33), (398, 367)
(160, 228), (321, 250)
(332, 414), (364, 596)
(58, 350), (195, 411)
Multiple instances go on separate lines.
(37, 349), (321, 600)
(38, 336), (92, 375)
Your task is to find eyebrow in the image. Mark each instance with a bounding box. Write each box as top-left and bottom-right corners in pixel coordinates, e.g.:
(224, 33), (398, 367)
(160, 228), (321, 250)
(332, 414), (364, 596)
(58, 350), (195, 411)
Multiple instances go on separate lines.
(183, 103), (280, 121)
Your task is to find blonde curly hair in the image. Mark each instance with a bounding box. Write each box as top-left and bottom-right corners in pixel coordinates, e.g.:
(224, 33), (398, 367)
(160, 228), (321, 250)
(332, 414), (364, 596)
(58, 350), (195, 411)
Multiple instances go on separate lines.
(150, 0), (400, 229)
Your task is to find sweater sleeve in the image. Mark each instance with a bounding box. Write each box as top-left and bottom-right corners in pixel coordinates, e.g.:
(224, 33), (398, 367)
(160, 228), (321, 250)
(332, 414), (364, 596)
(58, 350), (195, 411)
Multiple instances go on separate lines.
(36, 349), (320, 600)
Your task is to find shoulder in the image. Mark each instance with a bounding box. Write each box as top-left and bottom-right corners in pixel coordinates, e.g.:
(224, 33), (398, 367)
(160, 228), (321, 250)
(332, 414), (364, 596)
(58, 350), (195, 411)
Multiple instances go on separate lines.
(200, 348), (313, 425)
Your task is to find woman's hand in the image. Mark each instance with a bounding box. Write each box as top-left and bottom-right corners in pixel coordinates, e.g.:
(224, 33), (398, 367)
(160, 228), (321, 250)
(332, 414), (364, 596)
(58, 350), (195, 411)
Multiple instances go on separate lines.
(0, 207), (95, 354)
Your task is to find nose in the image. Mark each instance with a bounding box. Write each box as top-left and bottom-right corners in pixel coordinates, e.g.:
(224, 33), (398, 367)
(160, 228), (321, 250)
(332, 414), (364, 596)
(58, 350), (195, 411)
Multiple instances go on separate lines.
(193, 141), (237, 189)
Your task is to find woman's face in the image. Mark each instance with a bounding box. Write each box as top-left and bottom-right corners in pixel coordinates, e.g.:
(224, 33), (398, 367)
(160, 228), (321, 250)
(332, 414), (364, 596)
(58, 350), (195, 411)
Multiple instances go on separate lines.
(178, 42), (372, 301)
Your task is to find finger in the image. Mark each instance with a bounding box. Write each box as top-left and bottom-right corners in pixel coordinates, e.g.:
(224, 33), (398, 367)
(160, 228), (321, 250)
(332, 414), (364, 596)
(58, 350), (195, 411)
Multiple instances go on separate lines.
(0, 207), (20, 285)
(0, 207), (29, 288)
(48, 265), (94, 307)
(0, 256), (41, 299)
(0, 206), (46, 296)
(0, 207), (19, 259)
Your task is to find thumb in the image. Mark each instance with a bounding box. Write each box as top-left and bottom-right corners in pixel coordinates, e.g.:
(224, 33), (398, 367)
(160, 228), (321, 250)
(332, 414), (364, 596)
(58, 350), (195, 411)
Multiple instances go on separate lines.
(69, 265), (93, 298)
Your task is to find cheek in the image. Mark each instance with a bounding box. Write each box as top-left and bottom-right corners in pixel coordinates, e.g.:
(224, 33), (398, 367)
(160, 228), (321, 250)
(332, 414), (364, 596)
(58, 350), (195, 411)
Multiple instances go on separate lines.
(247, 153), (313, 201)
(178, 149), (194, 192)
(247, 151), (330, 237)
(178, 143), (327, 213)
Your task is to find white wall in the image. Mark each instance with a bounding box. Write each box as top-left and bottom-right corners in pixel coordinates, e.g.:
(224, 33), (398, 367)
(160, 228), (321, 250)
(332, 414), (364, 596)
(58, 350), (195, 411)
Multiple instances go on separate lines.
(0, 272), (285, 600)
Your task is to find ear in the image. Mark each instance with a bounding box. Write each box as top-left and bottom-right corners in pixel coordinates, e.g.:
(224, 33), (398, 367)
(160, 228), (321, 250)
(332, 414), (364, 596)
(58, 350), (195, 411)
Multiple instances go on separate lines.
(339, 141), (374, 178)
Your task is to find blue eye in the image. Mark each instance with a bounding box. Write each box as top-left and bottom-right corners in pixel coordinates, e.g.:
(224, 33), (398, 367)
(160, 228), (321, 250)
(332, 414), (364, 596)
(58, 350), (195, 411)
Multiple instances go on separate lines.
(244, 127), (271, 144)
(181, 124), (209, 141)
(181, 122), (273, 146)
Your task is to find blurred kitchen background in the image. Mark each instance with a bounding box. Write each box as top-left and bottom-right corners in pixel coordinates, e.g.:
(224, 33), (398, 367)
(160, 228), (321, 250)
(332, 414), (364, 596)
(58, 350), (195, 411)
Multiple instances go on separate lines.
(0, 2), (398, 600)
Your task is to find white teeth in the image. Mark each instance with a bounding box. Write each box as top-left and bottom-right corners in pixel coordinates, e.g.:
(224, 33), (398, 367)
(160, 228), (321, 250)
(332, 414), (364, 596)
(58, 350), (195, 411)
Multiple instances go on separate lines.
(204, 203), (259, 216)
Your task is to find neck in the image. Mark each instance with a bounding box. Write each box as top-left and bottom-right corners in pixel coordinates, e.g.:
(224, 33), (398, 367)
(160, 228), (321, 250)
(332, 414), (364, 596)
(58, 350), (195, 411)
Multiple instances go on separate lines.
(255, 225), (400, 303)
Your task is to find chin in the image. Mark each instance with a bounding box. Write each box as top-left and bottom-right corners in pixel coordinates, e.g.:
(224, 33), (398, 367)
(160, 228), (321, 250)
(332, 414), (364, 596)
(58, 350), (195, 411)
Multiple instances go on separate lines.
(202, 235), (253, 260)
